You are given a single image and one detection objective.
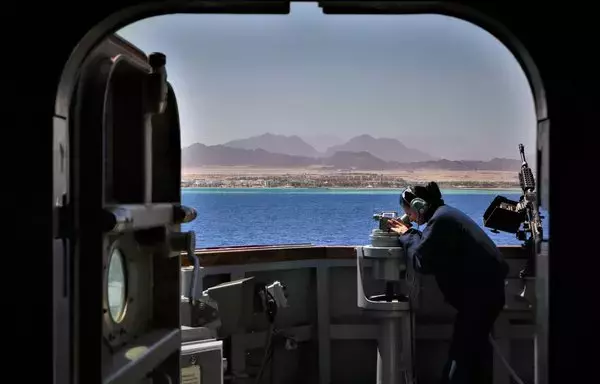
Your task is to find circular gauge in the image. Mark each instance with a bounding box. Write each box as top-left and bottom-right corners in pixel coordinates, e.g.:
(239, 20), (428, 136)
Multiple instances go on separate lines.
(107, 248), (128, 323)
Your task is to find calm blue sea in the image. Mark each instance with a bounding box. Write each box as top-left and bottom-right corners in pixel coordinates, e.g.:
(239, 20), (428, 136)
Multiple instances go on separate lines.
(181, 188), (549, 248)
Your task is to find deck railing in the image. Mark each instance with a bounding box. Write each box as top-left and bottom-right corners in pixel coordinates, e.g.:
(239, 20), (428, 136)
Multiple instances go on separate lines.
(180, 245), (534, 384)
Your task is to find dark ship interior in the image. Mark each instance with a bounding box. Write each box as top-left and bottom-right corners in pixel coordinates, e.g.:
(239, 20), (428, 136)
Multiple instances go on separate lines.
(15, 1), (595, 384)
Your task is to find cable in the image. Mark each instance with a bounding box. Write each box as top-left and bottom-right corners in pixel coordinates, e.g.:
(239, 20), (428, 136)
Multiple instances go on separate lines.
(186, 232), (200, 303)
(488, 334), (526, 384)
(404, 248), (419, 384)
(254, 324), (275, 384)
(407, 305), (417, 384)
(255, 287), (278, 384)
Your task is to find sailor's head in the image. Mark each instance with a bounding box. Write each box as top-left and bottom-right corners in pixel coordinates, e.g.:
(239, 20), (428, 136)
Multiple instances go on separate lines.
(400, 182), (444, 224)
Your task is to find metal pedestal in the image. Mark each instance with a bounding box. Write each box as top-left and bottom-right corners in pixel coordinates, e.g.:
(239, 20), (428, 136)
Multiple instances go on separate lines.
(375, 313), (414, 384)
(356, 229), (417, 384)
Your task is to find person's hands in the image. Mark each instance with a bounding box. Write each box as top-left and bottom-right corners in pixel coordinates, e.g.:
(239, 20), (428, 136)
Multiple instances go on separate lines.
(386, 218), (410, 234)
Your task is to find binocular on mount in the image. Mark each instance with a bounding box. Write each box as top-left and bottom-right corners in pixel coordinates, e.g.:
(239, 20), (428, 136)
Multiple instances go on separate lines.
(373, 212), (412, 231)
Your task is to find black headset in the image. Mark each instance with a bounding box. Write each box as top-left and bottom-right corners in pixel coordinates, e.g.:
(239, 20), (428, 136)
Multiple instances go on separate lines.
(401, 186), (429, 216)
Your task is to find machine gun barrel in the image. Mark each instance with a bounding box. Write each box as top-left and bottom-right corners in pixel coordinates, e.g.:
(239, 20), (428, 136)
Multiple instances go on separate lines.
(518, 144), (536, 192)
(519, 143), (526, 163)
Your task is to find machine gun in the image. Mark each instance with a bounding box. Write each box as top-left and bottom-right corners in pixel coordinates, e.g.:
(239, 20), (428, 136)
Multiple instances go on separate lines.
(483, 144), (544, 282)
(516, 143), (544, 278)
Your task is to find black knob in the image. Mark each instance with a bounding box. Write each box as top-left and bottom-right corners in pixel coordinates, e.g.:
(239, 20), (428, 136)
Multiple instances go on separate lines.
(149, 52), (166, 68)
(173, 204), (197, 224)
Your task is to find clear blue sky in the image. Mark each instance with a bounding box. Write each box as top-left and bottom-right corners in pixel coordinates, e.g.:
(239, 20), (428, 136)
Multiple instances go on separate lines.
(118, 2), (536, 160)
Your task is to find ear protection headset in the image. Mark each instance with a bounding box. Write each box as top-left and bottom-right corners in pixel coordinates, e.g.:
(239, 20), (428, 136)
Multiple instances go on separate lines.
(401, 186), (429, 216)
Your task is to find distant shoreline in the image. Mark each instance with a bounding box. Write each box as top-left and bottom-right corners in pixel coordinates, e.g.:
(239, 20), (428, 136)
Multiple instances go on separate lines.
(181, 186), (521, 192)
(181, 168), (522, 191)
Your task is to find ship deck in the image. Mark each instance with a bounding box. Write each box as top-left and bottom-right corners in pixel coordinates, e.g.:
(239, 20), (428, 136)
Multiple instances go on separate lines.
(181, 244), (534, 384)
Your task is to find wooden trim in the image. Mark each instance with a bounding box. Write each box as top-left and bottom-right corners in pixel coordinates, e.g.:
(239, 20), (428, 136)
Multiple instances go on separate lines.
(180, 245), (527, 267)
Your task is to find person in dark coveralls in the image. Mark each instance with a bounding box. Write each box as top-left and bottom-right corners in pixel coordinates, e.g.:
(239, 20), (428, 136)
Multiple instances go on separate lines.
(386, 182), (509, 384)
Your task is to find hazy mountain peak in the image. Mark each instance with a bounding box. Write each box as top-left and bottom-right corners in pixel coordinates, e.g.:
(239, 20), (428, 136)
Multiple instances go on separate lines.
(223, 133), (320, 157)
(325, 135), (434, 163)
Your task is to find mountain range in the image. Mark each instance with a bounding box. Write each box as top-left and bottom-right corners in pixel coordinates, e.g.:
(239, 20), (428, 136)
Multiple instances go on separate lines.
(182, 133), (528, 172)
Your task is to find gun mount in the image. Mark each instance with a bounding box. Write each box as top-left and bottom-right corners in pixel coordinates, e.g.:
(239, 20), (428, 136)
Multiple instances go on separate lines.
(483, 144), (543, 246)
(483, 143), (544, 303)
